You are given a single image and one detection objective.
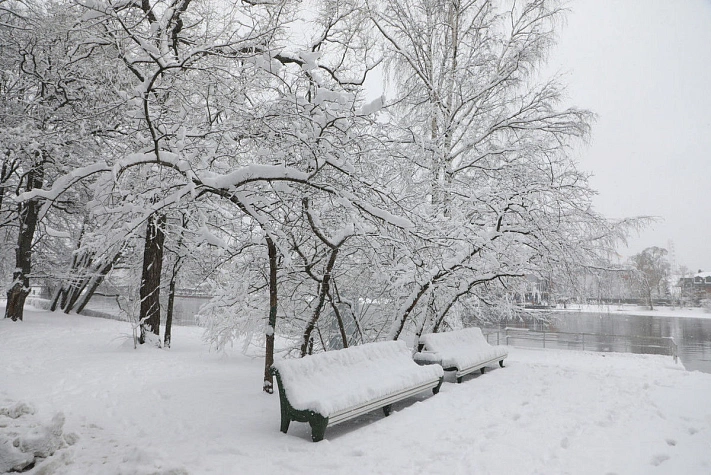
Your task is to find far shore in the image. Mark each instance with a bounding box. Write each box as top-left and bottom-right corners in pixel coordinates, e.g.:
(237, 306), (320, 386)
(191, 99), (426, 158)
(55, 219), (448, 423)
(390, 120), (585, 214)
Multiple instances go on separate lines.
(553, 303), (711, 320)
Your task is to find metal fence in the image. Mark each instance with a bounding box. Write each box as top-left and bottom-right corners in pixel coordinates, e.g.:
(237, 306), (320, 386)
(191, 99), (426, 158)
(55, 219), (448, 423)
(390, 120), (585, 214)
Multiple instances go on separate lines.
(485, 328), (678, 363)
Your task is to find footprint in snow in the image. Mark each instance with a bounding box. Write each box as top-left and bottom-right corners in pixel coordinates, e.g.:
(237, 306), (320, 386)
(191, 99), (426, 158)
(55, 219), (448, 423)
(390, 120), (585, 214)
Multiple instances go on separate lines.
(665, 439), (677, 446)
(650, 454), (670, 466)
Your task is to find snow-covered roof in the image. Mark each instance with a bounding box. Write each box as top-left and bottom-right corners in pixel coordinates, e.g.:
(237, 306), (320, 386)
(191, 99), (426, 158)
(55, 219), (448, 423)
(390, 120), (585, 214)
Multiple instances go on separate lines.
(674, 271), (711, 284)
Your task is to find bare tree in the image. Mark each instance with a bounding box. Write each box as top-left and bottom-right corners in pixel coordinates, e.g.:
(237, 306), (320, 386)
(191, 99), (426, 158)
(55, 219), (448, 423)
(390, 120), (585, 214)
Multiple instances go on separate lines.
(630, 246), (670, 310)
(367, 0), (634, 337)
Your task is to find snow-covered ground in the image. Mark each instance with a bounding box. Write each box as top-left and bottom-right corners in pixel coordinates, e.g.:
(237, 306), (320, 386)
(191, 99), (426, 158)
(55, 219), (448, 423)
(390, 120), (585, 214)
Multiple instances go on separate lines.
(2, 305), (711, 474)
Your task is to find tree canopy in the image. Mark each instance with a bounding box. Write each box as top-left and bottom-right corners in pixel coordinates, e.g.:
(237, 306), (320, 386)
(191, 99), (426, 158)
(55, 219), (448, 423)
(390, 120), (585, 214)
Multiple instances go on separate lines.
(1, 0), (640, 389)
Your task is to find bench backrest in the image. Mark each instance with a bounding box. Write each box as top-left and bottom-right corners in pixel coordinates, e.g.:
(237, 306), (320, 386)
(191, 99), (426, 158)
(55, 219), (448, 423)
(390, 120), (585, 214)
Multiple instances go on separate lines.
(272, 341), (442, 417)
(420, 327), (491, 352)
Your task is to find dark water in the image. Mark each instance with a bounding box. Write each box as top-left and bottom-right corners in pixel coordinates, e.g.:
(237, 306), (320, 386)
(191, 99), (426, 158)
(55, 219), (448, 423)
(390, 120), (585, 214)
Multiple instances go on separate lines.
(487, 311), (711, 374)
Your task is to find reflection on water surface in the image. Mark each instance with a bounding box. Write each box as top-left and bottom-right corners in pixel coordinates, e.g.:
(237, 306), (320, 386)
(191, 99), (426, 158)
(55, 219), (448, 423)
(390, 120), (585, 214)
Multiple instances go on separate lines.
(487, 311), (711, 373)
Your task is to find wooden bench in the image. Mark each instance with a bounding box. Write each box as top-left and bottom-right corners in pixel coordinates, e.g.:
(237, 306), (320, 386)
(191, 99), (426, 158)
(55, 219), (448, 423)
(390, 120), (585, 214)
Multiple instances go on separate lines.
(270, 341), (444, 442)
(414, 327), (508, 383)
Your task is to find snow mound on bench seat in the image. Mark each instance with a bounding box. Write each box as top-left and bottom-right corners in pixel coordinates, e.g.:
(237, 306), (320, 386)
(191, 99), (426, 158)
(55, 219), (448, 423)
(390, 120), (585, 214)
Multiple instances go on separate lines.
(272, 341), (443, 417)
(420, 328), (508, 369)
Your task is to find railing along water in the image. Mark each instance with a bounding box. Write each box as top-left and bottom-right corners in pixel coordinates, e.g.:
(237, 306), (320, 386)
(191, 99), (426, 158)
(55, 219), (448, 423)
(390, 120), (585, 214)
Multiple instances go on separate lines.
(484, 328), (678, 363)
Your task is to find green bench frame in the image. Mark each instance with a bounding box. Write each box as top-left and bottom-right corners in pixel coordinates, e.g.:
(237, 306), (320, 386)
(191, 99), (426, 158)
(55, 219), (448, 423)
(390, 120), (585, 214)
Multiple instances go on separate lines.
(270, 366), (443, 442)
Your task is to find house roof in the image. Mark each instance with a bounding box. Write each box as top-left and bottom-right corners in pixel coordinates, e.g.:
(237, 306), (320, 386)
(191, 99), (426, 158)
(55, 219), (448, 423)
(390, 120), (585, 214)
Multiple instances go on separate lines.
(674, 272), (711, 286)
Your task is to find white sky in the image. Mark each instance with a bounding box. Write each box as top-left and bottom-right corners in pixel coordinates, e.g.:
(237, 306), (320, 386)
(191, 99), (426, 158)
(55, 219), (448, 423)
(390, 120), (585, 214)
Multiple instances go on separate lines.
(548, 0), (711, 272)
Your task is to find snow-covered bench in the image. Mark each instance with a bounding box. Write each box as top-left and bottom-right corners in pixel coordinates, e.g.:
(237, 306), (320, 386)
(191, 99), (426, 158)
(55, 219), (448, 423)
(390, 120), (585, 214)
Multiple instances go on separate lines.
(414, 327), (508, 383)
(270, 341), (444, 442)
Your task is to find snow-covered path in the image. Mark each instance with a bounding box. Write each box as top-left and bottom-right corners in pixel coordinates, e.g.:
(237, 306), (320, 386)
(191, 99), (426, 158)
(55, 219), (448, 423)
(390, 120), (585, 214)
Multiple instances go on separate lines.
(2, 307), (710, 474)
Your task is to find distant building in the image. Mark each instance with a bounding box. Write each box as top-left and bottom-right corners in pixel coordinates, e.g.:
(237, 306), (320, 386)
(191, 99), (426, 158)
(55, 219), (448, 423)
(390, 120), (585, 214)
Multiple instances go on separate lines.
(676, 271), (711, 304)
(515, 276), (553, 307)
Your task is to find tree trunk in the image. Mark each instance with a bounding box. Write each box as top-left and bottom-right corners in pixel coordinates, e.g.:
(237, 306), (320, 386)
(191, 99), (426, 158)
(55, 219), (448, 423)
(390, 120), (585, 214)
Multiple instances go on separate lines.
(63, 251), (95, 311)
(0, 158), (9, 226)
(49, 286), (66, 312)
(300, 248), (338, 357)
(264, 236), (278, 393)
(74, 256), (120, 314)
(52, 222), (88, 312)
(4, 159), (43, 321)
(138, 213), (166, 344)
(332, 283), (363, 345)
(5, 286), (30, 322)
(329, 297), (349, 350)
(164, 269), (177, 349)
(164, 214), (187, 348)
(388, 281), (431, 341)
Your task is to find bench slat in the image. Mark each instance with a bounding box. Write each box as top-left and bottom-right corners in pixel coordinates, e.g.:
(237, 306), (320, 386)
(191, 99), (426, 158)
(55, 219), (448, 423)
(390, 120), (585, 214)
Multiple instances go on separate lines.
(329, 378), (441, 425)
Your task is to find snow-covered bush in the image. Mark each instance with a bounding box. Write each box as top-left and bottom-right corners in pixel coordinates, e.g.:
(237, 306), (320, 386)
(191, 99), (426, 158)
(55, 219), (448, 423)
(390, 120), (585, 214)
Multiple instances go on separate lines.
(0, 402), (77, 473)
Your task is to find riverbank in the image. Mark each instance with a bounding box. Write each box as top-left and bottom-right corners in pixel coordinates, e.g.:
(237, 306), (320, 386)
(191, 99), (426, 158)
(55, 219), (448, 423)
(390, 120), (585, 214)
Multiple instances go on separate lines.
(2, 305), (710, 474)
(554, 303), (711, 320)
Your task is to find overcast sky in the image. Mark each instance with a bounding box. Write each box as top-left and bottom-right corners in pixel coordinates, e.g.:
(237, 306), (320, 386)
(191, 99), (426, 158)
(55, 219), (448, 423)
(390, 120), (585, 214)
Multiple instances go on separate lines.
(548, 0), (711, 273)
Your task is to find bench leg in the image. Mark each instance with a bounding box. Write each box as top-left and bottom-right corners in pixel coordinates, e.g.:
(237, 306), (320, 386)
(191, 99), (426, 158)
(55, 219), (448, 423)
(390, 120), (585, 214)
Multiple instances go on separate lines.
(280, 414), (291, 434)
(309, 414), (329, 442)
(456, 376), (463, 383)
(383, 404), (392, 417)
(480, 367), (486, 375)
(499, 360), (505, 368)
(432, 377), (444, 394)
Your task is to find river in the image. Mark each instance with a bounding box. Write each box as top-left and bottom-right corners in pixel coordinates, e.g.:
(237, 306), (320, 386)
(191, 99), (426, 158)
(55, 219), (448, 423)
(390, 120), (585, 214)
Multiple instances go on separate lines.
(486, 311), (711, 373)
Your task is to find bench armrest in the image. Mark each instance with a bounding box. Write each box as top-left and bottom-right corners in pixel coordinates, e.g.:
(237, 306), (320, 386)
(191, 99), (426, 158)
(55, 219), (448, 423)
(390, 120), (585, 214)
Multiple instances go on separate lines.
(413, 351), (442, 365)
